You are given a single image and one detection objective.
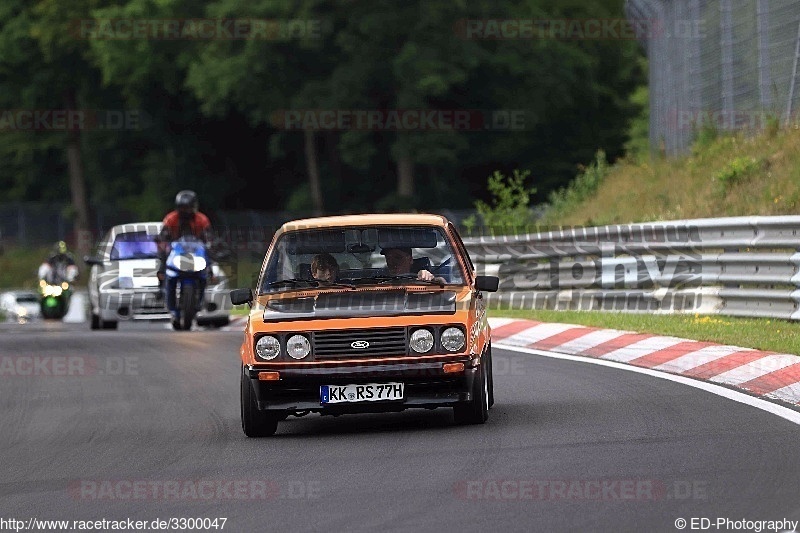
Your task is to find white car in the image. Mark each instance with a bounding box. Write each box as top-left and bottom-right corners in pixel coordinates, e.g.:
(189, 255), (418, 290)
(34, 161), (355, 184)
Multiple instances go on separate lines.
(0, 290), (41, 321)
(84, 222), (232, 330)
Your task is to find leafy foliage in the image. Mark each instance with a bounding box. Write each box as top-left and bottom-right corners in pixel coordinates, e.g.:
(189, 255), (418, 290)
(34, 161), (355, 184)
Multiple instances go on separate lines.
(463, 169), (535, 235)
(542, 149), (609, 224)
(713, 156), (764, 196)
(622, 79), (649, 161)
(0, 0), (646, 223)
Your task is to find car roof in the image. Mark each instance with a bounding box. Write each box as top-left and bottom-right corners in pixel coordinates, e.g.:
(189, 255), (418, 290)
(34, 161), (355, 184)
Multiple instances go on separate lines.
(278, 213), (450, 233)
(102, 222), (162, 243)
(107, 221), (162, 235)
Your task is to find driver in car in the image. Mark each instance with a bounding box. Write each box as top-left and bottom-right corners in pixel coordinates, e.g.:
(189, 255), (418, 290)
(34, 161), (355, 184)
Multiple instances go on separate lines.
(311, 253), (339, 283)
(381, 247), (446, 284)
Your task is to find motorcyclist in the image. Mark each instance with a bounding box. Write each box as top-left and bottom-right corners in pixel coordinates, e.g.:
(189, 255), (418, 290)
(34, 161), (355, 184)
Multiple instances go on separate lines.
(156, 190), (213, 308)
(38, 240), (78, 285)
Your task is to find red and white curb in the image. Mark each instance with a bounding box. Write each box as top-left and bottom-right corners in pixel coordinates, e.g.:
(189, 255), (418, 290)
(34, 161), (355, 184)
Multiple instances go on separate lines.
(489, 317), (800, 408)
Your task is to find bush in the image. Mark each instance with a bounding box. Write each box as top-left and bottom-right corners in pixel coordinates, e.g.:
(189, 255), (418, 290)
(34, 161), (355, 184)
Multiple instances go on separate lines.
(542, 149), (609, 223)
(714, 156), (763, 193)
(462, 169), (536, 236)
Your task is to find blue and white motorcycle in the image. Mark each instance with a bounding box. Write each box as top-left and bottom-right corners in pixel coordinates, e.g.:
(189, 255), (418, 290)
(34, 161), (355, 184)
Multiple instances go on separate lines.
(164, 236), (210, 330)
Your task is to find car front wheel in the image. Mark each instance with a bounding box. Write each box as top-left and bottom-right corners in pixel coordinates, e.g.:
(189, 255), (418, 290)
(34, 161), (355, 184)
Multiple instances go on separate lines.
(240, 368), (279, 437)
(453, 360), (489, 425)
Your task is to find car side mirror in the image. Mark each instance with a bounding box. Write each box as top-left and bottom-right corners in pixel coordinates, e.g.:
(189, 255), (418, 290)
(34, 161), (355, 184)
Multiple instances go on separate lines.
(84, 255), (104, 266)
(475, 275), (499, 292)
(230, 288), (254, 306)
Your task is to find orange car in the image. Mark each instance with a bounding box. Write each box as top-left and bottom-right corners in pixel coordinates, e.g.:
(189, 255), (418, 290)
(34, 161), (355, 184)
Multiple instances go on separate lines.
(230, 214), (499, 437)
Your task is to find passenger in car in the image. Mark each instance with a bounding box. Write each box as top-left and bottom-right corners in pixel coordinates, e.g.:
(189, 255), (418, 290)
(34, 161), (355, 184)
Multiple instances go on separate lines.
(311, 253), (339, 283)
(381, 247), (446, 283)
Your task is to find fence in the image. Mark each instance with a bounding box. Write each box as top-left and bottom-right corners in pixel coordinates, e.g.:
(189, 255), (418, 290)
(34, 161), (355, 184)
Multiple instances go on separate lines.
(0, 202), (477, 249)
(463, 215), (800, 321)
(625, 0), (800, 156)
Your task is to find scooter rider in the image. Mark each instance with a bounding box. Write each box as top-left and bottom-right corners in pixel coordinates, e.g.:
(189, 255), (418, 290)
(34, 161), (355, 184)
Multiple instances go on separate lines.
(156, 190), (213, 304)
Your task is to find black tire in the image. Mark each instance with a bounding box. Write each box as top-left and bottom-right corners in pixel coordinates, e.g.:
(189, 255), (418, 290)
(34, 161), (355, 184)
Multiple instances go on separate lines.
(179, 284), (196, 330)
(196, 316), (229, 328)
(41, 297), (66, 319)
(212, 316), (230, 328)
(240, 368), (279, 437)
(453, 360), (489, 425)
(90, 313), (100, 330)
(487, 343), (495, 409)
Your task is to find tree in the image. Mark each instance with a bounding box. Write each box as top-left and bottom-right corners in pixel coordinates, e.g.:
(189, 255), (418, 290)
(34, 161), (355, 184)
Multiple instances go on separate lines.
(0, 0), (108, 252)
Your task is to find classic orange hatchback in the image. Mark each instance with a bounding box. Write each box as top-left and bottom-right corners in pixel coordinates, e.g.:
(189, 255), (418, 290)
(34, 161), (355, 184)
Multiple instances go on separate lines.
(230, 214), (499, 437)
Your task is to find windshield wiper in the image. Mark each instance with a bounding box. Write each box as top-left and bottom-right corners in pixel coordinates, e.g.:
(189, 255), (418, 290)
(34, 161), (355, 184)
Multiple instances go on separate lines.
(375, 275), (445, 288)
(268, 278), (320, 288)
(318, 281), (356, 289)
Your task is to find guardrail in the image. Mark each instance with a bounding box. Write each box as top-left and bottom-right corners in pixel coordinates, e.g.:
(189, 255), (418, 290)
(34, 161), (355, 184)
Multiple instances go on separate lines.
(462, 216), (800, 320)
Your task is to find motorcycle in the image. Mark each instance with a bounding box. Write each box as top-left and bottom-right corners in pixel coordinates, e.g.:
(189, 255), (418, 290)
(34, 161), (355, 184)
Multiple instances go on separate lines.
(37, 262), (78, 320)
(164, 236), (210, 330)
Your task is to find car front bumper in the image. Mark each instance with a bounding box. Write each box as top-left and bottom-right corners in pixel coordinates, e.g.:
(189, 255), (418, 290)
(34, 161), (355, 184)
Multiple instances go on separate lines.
(244, 357), (477, 414)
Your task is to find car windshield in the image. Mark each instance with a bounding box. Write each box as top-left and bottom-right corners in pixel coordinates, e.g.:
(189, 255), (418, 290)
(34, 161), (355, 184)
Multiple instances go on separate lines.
(258, 225), (464, 294)
(110, 231), (159, 260)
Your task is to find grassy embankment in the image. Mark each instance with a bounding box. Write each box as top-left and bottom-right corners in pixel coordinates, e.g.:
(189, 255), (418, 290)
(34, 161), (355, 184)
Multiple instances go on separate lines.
(493, 125), (800, 354)
(542, 125), (800, 226)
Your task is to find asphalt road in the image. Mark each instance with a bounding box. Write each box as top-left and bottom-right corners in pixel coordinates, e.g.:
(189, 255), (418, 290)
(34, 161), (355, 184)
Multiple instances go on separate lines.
(2, 319), (800, 533)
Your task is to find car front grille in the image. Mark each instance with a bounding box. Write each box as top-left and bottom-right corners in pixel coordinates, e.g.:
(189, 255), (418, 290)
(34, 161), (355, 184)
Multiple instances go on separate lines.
(313, 327), (407, 358)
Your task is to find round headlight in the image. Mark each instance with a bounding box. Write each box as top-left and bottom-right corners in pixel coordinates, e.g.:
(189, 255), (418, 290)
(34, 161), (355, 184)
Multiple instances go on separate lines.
(255, 335), (280, 360)
(286, 334), (311, 360)
(441, 327), (466, 352)
(410, 328), (434, 353)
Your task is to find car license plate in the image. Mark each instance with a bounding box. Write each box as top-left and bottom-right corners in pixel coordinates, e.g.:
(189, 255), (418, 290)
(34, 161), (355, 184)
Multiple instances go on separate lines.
(320, 382), (404, 404)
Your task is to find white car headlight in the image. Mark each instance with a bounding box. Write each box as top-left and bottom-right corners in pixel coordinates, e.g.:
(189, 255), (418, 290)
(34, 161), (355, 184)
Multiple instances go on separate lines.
(255, 335), (281, 360)
(441, 327), (466, 352)
(286, 334), (311, 360)
(410, 328), (434, 353)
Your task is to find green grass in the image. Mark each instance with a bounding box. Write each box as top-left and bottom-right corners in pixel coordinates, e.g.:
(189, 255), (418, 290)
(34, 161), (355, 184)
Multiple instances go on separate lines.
(490, 309), (800, 356)
(0, 245), (53, 290)
(230, 305), (249, 316)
